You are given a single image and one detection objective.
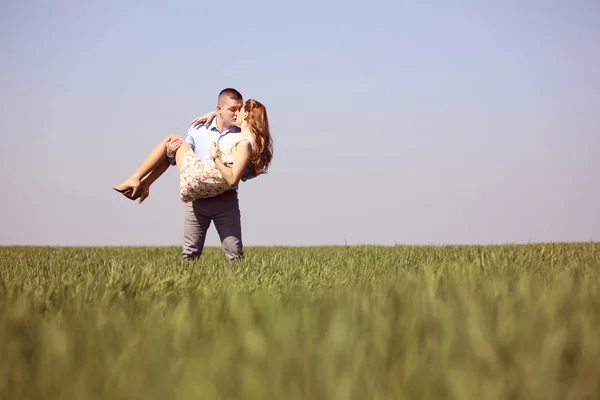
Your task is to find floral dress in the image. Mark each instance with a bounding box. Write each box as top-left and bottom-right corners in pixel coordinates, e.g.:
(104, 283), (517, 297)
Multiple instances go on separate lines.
(179, 135), (254, 202)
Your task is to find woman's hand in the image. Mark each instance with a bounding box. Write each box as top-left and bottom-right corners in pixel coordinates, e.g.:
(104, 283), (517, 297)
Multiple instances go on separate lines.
(191, 111), (217, 128)
(210, 142), (220, 160)
(212, 140), (252, 186)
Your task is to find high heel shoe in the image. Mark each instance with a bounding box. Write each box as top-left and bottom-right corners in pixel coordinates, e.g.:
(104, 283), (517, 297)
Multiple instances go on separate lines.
(112, 184), (142, 201)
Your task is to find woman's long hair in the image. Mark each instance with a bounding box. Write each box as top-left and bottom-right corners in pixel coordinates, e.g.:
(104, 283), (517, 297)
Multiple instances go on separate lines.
(244, 99), (273, 176)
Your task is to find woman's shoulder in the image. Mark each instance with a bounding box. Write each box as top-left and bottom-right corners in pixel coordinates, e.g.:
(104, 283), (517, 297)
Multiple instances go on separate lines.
(237, 135), (255, 151)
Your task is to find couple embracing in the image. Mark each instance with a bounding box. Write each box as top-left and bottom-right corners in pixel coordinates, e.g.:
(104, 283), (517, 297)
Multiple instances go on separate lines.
(112, 88), (273, 262)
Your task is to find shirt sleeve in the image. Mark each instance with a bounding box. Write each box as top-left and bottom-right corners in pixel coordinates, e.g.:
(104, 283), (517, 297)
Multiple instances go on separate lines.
(241, 165), (257, 182)
(186, 124), (199, 150)
(186, 134), (195, 151)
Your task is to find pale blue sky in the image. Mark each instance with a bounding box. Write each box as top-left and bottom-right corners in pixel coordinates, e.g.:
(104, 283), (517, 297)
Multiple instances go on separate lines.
(1, 0), (598, 246)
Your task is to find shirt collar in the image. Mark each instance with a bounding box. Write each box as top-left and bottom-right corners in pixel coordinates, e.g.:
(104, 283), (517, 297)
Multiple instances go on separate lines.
(206, 117), (241, 134)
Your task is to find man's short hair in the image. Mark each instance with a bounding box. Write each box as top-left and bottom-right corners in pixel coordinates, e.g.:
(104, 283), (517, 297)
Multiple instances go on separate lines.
(218, 88), (243, 103)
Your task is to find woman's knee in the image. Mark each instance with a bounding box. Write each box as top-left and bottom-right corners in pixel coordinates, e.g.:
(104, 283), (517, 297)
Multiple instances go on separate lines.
(166, 133), (182, 141)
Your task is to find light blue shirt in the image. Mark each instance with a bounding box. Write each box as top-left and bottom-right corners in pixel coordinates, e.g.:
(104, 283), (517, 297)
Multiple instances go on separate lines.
(185, 117), (241, 160)
(168, 118), (253, 190)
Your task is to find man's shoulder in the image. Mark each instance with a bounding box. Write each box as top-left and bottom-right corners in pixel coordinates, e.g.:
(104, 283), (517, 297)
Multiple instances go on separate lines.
(186, 121), (209, 136)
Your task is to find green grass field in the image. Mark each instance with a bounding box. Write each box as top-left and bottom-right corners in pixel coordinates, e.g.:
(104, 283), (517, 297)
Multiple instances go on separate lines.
(1, 243), (600, 399)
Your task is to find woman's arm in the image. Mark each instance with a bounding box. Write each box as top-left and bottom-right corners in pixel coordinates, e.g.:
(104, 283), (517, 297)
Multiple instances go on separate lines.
(211, 141), (252, 186)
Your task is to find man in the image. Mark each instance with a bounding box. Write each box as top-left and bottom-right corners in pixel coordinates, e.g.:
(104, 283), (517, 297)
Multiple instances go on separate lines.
(166, 88), (248, 261)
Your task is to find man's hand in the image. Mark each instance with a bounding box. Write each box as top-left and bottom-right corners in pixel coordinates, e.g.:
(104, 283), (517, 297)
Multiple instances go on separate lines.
(192, 112), (217, 128)
(166, 137), (183, 157)
(210, 142), (220, 160)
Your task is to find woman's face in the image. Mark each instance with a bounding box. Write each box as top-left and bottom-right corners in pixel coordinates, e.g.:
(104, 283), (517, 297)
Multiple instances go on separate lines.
(234, 106), (247, 127)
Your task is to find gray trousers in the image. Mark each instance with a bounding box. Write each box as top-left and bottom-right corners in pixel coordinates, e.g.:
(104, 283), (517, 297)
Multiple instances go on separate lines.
(182, 190), (244, 261)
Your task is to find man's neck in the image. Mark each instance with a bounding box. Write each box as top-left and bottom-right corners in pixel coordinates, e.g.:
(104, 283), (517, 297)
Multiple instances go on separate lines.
(216, 116), (233, 133)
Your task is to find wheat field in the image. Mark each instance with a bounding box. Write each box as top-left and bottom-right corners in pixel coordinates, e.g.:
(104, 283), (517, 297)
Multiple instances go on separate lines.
(1, 243), (599, 399)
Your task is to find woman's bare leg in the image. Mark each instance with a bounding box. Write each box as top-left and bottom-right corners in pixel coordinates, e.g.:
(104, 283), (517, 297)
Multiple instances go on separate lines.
(140, 158), (170, 188)
(129, 158), (171, 203)
(137, 141), (195, 203)
(112, 133), (182, 197)
(143, 140), (193, 186)
(175, 141), (193, 175)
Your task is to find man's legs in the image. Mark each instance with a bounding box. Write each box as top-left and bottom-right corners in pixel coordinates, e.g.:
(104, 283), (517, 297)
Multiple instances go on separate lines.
(212, 190), (244, 260)
(182, 191), (244, 261)
(182, 201), (211, 261)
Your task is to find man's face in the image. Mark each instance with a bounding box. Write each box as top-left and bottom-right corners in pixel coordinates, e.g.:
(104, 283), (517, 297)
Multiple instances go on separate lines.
(234, 106), (247, 128)
(217, 96), (243, 128)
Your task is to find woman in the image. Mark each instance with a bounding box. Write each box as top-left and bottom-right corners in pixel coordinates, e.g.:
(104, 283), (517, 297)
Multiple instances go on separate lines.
(112, 99), (273, 203)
